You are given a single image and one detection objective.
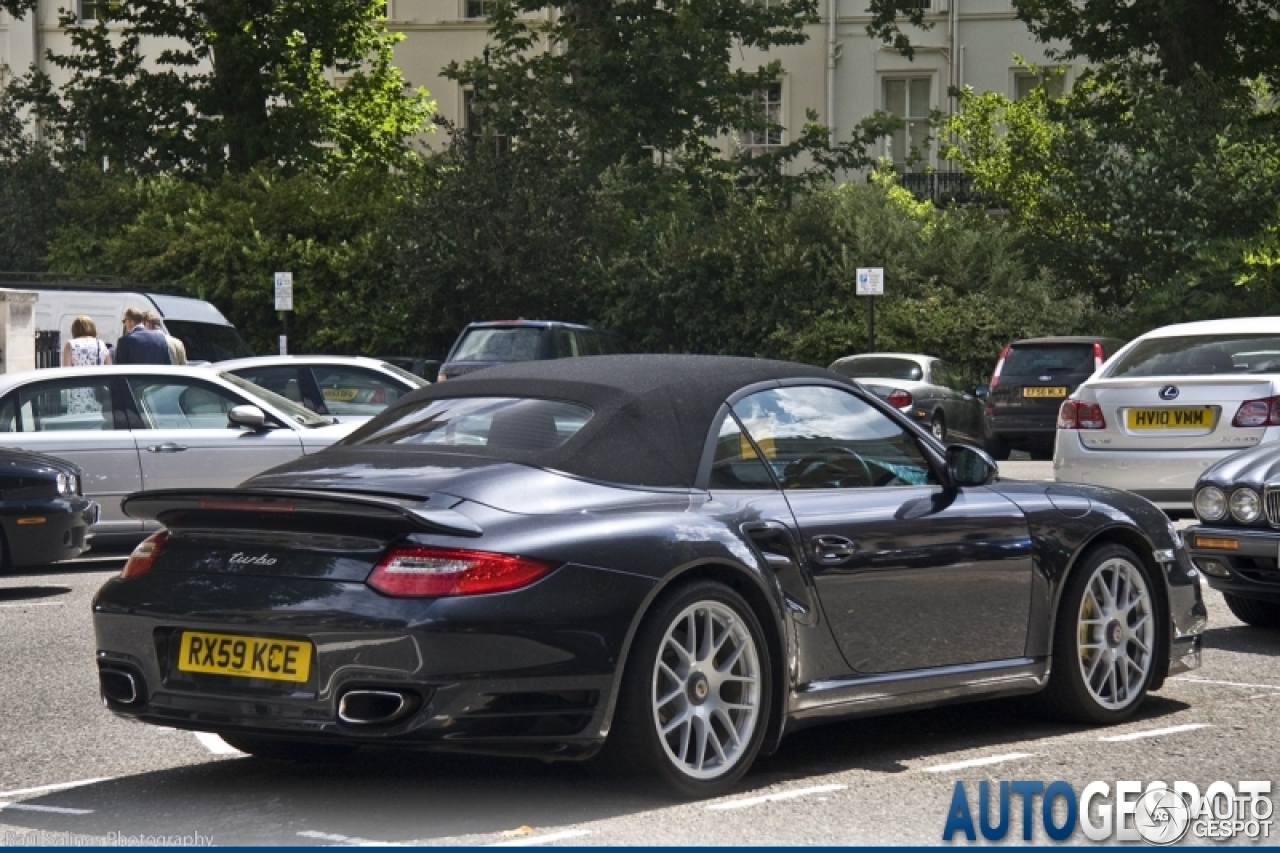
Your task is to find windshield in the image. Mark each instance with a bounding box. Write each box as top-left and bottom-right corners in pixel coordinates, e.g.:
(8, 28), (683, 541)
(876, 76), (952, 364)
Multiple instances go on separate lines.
(347, 397), (591, 452)
(217, 371), (333, 427)
(451, 328), (543, 362)
(831, 357), (923, 382)
(165, 320), (254, 362)
(1107, 334), (1280, 378)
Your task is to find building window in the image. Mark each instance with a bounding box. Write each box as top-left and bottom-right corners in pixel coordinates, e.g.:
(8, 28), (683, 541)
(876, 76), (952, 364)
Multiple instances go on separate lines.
(465, 0), (496, 18)
(80, 0), (119, 21)
(463, 89), (509, 153)
(883, 77), (931, 171)
(895, 0), (933, 9)
(1013, 69), (1067, 100)
(742, 82), (783, 154)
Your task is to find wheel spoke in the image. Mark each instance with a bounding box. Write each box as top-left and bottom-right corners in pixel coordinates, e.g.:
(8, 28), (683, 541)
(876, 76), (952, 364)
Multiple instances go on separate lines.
(712, 617), (737, 656)
(665, 635), (691, 668)
(716, 640), (746, 674)
(714, 709), (743, 748)
(663, 709), (690, 736)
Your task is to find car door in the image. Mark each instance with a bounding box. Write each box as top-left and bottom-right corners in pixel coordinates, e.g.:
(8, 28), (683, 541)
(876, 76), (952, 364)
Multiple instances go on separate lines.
(124, 376), (307, 491)
(932, 360), (981, 441)
(732, 384), (1033, 674)
(0, 375), (143, 537)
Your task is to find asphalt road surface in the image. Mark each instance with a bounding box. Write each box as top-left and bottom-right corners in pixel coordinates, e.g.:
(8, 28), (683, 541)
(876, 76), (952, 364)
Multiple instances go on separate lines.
(1, 471), (1276, 846)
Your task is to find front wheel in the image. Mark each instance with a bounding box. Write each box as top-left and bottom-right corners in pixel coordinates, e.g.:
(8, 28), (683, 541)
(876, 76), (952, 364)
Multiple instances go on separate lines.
(930, 413), (947, 443)
(597, 581), (771, 798)
(1223, 593), (1280, 628)
(1040, 545), (1157, 724)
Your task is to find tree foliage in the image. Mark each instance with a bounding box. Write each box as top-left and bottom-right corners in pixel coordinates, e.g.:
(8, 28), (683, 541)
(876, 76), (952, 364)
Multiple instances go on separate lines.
(10, 0), (434, 174)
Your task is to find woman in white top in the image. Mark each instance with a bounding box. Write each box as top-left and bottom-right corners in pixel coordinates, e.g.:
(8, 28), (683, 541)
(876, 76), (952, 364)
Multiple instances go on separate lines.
(62, 315), (114, 368)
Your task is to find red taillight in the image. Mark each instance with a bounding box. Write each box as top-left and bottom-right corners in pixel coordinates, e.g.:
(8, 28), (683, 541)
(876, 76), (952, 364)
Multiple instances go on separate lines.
(367, 545), (557, 597)
(886, 389), (913, 409)
(1093, 341), (1105, 372)
(989, 345), (1010, 390)
(371, 388), (387, 404)
(1232, 396), (1280, 427)
(1057, 399), (1106, 430)
(121, 530), (169, 579)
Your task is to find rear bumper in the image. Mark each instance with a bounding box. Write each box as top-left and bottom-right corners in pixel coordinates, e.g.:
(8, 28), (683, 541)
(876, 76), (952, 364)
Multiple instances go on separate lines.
(1185, 524), (1280, 602)
(92, 563), (656, 758)
(1053, 435), (1242, 511)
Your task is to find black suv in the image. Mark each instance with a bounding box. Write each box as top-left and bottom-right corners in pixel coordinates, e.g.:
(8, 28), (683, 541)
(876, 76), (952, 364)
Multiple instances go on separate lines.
(438, 320), (625, 381)
(984, 335), (1126, 459)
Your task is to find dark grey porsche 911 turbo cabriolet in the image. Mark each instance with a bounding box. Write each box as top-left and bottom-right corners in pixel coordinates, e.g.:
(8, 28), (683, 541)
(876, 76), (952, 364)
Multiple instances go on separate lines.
(93, 355), (1205, 798)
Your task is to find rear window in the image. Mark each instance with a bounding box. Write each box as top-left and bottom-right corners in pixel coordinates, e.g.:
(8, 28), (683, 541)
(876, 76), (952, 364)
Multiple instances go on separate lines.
(831, 357), (923, 382)
(1107, 334), (1280, 378)
(346, 397), (591, 452)
(451, 328), (543, 363)
(1002, 344), (1095, 376)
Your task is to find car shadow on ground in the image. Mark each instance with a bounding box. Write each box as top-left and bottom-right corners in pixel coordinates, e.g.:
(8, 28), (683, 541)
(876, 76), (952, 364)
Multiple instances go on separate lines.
(1199, 624), (1280, 656)
(2, 693), (1194, 845)
(0, 585), (71, 602)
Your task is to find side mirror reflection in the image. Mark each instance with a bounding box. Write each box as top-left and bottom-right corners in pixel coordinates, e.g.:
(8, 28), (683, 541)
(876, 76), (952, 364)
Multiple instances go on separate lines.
(947, 443), (997, 487)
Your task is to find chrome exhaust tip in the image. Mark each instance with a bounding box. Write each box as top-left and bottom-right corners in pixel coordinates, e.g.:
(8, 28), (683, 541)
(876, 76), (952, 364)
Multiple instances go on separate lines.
(338, 690), (412, 725)
(99, 668), (140, 705)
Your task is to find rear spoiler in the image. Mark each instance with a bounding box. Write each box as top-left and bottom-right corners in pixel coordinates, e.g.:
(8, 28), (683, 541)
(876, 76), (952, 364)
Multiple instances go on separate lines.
(122, 488), (483, 538)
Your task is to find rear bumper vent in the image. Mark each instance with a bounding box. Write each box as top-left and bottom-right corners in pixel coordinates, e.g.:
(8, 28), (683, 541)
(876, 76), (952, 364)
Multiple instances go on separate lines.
(448, 690), (599, 739)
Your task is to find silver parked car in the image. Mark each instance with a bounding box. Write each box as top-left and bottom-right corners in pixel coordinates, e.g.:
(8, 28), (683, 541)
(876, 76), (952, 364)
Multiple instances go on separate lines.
(1054, 317), (1280, 514)
(828, 352), (986, 444)
(0, 366), (357, 545)
(215, 356), (429, 422)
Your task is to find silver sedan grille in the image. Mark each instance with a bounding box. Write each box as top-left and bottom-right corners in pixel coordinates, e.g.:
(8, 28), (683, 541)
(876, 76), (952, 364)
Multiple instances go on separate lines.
(1265, 484), (1280, 527)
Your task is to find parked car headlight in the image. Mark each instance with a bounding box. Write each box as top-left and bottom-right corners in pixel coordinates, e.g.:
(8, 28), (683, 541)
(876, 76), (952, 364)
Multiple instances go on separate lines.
(1194, 486), (1227, 522)
(56, 472), (74, 496)
(1230, 487), (1262, 524)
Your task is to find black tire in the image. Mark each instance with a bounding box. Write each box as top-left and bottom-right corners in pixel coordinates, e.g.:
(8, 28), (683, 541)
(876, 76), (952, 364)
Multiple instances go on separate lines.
(1040, 544), (1158, 725)
(930, 413), (947, 443)
(219, 733), (359, 763)
(594, 581), (772, 799)
(1223, 594), (1280, 628)
(986, 436), (1009, 460)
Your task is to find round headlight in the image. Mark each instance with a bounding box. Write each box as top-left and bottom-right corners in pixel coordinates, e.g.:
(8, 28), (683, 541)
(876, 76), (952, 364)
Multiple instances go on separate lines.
(1230, 488), (1262, 524)
(55, 472), (71, 496)
(1194, 486), (1227, 522)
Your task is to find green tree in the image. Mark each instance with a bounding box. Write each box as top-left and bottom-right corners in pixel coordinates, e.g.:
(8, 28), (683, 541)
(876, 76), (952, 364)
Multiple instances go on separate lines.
(11, 0), (434, 174)
(0, 77), (66, 271)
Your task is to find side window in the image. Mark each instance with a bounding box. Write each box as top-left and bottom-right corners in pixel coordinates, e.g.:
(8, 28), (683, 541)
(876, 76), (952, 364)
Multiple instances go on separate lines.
(553, 330), (577, 358)
(707, 413), (777, 490)
(576, 331), (605, 357)
(128, 378), (244, 430)
(732, 386), (937, 490)
(0, 396), (16, 432)
(310, 366), (407, 416)
(233, 366), (320, 413)
(13, 379), (116, 432)
(932, 361), (955, 389)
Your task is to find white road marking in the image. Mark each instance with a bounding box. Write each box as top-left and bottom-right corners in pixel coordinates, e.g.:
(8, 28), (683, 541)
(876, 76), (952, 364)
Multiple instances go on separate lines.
(1173, 676), (1280, 691)
(0, 601), (64, 608)
(194, 732), (245, 755)
(1099, 723), (1210, 742)
(707, 784), (847, 811)
(0, 802), (94, 815)
(0, 777), (113, 798)
(489, 829), (592, 846)
(297, 830), (404, 846)
(922, 752), (1035, 774)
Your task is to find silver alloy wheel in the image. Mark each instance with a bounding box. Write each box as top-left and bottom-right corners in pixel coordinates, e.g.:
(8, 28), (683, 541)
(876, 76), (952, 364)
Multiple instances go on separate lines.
(1075, 556), (1154, 710)
(930, 416), (946, 441)
(651, 600), (762, 780)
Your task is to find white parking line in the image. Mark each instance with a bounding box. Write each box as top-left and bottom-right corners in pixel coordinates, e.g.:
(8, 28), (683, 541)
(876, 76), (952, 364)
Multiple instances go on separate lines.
(707, 784), (847, 811)
(489, 829), (592, 846)
(1099, 723), (1210, 742)
(0, 777), (113, 798)
(922, 752), (1035, 774)
(1173, 676), (1280, 691)
(194, 732), (245, 755)
(0, 601), (64, 608)
(0, 802), (94, 815)
(297, 830), (404, 846)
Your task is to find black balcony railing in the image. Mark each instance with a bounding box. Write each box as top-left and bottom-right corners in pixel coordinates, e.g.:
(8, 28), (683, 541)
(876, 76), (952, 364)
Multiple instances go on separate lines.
(898, 171), (980, 206)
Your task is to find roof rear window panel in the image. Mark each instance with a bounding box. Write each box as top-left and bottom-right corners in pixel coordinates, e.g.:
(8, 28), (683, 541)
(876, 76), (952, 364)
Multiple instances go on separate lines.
(347, 397), (592, 453)
(452, 328), (544, 362)
(833, 357), (923, 382)
(1108, 334), (1280, 378)
(1002, 345), (1095, 376)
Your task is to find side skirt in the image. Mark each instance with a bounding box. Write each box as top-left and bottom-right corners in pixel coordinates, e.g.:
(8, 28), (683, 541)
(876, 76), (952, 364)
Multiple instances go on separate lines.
(785, 657), (1048, 732)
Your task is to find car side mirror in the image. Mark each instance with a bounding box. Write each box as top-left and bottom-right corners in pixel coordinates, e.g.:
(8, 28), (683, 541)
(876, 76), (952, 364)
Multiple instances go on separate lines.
(947, 444), (997, 487)
(228, 404), (268, 431)
(973, 385), (990, 399)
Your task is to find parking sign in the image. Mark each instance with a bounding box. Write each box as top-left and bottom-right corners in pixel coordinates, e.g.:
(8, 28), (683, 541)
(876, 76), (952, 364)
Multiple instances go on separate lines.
(855, 267), (884, 296)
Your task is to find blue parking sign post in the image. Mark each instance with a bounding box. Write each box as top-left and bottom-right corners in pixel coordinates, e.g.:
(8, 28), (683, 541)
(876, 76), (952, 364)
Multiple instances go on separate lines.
(855, 267), (884, 353)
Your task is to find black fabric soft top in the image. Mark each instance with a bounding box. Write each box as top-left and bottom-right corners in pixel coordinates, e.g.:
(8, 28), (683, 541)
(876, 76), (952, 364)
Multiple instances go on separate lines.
(341, 354), (848, 489)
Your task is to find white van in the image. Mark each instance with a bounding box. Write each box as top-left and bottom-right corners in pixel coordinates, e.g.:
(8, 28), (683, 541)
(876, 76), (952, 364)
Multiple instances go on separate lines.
(23, 283), (255, 365)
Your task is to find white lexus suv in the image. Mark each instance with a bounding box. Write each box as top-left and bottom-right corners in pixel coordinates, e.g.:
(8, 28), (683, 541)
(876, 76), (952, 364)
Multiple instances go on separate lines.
(1054, 317), (1280, 515)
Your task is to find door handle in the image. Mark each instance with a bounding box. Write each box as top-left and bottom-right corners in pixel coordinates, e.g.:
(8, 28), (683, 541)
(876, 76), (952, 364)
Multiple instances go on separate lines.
(146, 443), (188, 453)
(811, 534), (858, 565)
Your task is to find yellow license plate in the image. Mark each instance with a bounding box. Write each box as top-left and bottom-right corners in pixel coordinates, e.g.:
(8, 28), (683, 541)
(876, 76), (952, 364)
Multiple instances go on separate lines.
(177, 631), (311, 682)
(1126, 407), (1216, 430)
(1023, 387), (1068, 398)
(323, 388), (359, 402)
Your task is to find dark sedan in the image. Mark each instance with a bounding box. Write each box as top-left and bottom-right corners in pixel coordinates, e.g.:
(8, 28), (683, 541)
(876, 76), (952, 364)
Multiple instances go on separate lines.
(1186, 442), (1280, 627)
(0, 448), (97, 568)
(93, 355), (1204, 798)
